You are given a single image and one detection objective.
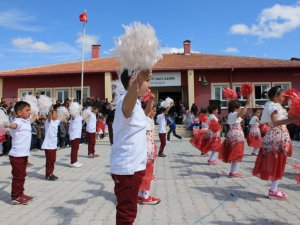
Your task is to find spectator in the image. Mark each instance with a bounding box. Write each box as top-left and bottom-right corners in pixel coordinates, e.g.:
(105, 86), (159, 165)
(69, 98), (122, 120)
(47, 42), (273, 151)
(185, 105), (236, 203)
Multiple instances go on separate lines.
(191, 103), (198, 116)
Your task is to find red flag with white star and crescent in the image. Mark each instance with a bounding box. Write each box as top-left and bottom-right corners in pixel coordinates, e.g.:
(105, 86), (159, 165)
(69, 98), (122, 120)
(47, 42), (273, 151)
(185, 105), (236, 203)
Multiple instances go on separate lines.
(79, 12), (88, 22)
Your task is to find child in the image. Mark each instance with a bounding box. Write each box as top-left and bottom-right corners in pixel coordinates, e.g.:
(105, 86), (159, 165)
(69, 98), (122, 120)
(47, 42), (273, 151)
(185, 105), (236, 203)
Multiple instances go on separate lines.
(219, 98), (250, 177)
(69, 113), (83, 168)
(156, 107), (169, 157)
(85, 107), (99, 158)
(110, 69), (151, 225)
(166, 114), (182, 141)
(7, 101), (37, 205)
(252, 87), (300, 200)
(247, 109), (262, 156)
(200, 105), (222, 165)
(138, 100), (161, 205)
(41, 107), (65, 181)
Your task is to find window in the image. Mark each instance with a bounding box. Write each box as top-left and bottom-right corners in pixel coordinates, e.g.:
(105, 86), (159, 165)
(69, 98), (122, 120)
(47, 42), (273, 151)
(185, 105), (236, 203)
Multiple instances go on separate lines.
(36, 88), (52, 98)
(18, 88), (34, 99)
(272, 82), (291, 90)
(72, 87), (90, 102)
(252, 83), (271, 108)
(211, 83), (229, 108)
(55, 88), (69, 102)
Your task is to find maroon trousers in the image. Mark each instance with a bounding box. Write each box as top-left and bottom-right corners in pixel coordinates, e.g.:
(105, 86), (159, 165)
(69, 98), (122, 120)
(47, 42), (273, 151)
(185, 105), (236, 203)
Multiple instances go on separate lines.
(87, 132), (96, 155)
(159, 133), (166, 154)
(9, 156), (28, 199)
(71, 139), (80, 164)
(45, 149), (57, 176)
(111, 170), (145, 225)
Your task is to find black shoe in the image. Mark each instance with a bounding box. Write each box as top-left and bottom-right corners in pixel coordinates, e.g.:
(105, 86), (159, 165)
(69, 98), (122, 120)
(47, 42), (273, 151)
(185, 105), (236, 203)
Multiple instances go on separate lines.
(46, 175), (58, 181)
(158, 153), (167, 157)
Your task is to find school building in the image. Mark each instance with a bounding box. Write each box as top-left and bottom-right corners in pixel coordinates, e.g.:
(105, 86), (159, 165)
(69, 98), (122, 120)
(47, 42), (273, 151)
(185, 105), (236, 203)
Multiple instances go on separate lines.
(0, 40), (300, 112)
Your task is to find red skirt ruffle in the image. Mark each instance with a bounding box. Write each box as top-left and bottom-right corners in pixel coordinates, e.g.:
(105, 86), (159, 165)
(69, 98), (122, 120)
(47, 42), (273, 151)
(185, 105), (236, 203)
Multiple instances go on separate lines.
(139, 160), (154, 190)
(200, 133), (222, 154)
(252, 149), (288, 181)
(189, 129), (206, 150)
(296, 174), (300, 184)
(247, 134), (262, 148)
(219, 139), (244, 163)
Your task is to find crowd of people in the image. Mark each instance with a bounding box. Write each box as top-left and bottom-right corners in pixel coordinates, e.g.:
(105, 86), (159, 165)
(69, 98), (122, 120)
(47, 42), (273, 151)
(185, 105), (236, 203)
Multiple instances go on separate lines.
(190, 86), (300, 203)
(2, 84), (300, 225)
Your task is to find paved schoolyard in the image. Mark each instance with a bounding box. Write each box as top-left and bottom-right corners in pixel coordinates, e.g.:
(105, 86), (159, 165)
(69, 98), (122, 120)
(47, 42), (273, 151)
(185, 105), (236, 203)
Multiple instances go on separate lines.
(1, 139), (300, 225)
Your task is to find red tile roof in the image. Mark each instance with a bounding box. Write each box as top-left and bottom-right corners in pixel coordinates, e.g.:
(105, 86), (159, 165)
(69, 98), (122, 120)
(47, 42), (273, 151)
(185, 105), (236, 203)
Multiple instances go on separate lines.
(1, 53), (300, 77)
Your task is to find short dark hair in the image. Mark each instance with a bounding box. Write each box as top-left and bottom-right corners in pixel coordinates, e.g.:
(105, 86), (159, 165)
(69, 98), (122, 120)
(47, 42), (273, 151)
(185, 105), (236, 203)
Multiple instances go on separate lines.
(253, 108), (260, 114)
(120, 69), (132, 90)
(228, 100), (241, 113)
(268, 86), (283, 100)
(14, 101), (30, 114)
(208, 105), (218, 114)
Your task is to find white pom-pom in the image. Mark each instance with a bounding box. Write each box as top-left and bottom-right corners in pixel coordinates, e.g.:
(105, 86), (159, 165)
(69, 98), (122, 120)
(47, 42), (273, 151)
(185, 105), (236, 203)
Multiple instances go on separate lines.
(83, 107), (92, 120)
(58, 106), (70, 120)
(113, 22), (161, 78)
(38, 95), (53, 116)
(22, 94), (39, 115)
(112, 79), (125, 104)
(160, 97), (174, 108)
(0, 109), (9, 127)
(69, 102), (82, 117)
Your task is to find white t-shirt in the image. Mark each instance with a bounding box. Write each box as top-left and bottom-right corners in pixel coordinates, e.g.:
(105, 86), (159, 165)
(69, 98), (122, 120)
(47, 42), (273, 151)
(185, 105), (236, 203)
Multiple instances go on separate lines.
(110, 91), (147, 175)
(261, 101), (287, 124)
(228, 112), (243, 125)
(69, 115), (82, 140)
(208, 114), (218, 122)
(9, 118), (32, 157)
(249, 116), (259, 125)
(41, 119), (60, 150)
(146, 117), (155, 131)
(156, 113), (167, 133)
(86, 112), (96, 133)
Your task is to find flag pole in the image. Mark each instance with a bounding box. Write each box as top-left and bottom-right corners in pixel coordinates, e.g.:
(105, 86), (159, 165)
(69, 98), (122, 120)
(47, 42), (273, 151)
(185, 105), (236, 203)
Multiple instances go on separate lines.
(80, 10), (86, 106)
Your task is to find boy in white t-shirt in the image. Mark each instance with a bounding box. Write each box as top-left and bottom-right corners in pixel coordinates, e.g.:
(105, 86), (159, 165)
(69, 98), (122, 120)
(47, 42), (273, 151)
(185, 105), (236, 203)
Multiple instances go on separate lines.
(85, 107), (99, 158)
(156, 107), (170, 157)
(110, 69), (151, 225)
(42, 107), (66, 181)
(7, 101), (37, 205)
(69, 114), (83, 167)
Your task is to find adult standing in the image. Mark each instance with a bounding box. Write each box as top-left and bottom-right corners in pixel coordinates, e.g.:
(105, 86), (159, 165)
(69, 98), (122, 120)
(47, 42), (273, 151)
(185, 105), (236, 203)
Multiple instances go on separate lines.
(110, 69), (151, 225)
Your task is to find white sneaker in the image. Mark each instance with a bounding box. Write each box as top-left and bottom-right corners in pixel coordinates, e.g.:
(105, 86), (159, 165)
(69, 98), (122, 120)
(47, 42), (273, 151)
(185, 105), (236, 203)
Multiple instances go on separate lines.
(71, 162), (82, 168)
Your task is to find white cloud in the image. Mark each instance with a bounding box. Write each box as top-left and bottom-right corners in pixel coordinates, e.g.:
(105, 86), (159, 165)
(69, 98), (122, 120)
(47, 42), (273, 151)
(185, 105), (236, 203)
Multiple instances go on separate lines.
(0, 9), (39, 31)
(223, 47), (239, 53)
(230, 2), (300, 38)
(10, 37), (78, 54)
(159, 47), (200, 54)
(76, 33), (99, 53)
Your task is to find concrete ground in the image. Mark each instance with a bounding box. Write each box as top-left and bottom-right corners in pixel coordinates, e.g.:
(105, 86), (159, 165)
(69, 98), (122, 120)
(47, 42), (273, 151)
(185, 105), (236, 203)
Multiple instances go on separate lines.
(0, 139), (300, 225)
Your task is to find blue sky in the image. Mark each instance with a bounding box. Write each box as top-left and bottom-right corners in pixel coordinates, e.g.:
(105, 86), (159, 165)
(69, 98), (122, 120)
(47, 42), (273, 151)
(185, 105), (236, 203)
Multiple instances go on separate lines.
(1, 0), (300, 70)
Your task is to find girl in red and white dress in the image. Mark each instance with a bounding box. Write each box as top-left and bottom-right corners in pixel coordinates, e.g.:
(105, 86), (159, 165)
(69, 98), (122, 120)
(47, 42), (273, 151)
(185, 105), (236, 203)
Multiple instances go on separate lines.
(200, 105), (222, 165)
(189, 109), (208, 155)
(247, 109), (262, 156)
(138, 97), (160, 205)
(219, 98), (250, 177)
(252, 87), (300, 200)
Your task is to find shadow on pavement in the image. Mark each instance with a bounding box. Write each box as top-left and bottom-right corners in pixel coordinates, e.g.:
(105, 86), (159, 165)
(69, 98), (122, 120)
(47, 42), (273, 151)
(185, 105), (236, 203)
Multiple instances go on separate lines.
(0, 181), (12, 204)
(206, 218), (293, 225)
(192, 185), (266, 202)
(65, 179), (115, 205)
(50, 206), (78, 225)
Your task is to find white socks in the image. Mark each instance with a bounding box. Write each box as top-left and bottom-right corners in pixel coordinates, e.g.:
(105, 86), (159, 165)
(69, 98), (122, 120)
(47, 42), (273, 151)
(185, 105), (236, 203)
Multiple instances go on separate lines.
(209, 151), (218, 161)
(270, 180), (280, 192)
(138, 190), (150, 199)
(230, 161), (240, 173)
(252, 148), (259, 154)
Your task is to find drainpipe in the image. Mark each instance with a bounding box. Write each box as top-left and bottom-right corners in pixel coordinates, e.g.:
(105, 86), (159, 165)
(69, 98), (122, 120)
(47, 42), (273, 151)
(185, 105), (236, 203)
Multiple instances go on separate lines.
(230, 67), (234, 88)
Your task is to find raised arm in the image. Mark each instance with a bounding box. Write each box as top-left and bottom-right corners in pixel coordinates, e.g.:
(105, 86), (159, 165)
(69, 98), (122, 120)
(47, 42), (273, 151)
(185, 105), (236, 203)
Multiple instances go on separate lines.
(237, 98), (250, 118)
(144, 94), (155, 116)
(122, 70), (151, 118)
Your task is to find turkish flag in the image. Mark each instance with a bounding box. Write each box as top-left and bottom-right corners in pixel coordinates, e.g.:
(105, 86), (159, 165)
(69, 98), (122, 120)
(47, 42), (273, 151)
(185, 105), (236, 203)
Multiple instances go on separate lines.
(79, 12), (88, 22)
